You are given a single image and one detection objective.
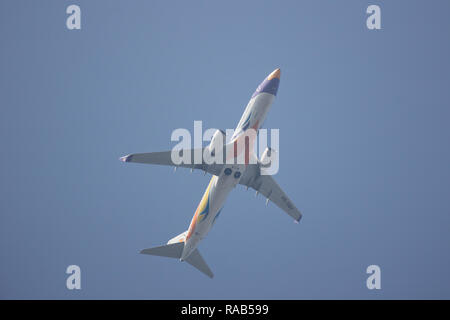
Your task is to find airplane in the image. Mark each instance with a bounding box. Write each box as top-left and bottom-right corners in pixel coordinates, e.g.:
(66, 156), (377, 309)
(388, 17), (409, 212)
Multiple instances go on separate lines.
(119, 68), (302, 278)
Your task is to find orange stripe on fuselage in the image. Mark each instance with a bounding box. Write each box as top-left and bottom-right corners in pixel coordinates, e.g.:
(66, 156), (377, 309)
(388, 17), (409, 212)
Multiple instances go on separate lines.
(186, 177), (215, 241)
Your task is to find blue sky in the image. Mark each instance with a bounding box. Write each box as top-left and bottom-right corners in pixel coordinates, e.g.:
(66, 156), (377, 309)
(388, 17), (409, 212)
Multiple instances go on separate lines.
(1, 0), (450, 299)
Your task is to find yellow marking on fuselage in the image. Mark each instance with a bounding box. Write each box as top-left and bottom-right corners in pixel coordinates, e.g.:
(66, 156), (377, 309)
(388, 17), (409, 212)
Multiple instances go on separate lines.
(186, 176), (215, 240)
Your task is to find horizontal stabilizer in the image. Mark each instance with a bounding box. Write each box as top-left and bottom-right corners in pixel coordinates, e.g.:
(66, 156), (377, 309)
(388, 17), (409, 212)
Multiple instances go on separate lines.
(140, 242), (214, 278)
(140, 242), (184, 258)
(185, 249), (214, 278)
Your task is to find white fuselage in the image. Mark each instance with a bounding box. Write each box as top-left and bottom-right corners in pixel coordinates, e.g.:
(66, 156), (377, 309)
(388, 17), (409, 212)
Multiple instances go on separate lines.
(181, 92), (275, 261)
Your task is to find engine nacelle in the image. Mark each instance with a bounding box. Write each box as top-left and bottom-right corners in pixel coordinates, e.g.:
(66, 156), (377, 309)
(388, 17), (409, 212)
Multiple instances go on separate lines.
(204, 129), (226, 164)
(260, 147), (279, 175)
(208, 129), (226, 153)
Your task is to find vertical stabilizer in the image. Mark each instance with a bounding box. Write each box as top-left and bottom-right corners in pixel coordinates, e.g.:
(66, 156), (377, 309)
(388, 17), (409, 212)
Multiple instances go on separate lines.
(167, 231), (188, 244)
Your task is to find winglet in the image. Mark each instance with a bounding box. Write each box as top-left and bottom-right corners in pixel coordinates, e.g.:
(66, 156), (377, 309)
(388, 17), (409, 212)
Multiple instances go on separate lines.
(119, 155), (132, 162)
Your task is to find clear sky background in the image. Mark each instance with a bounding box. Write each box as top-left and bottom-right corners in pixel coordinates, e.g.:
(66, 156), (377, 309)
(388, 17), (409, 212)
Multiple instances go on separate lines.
(1, 0), (450, 299)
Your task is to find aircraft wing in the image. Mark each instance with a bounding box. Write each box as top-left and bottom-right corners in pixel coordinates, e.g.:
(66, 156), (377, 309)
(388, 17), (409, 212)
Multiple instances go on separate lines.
(239, 166), (302, 222)
(120, 148), (224, 176)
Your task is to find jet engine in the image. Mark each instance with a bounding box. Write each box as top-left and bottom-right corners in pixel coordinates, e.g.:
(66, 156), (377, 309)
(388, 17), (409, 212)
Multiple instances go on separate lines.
(204, 129), (226, 164)
(259, 147), (279, 175)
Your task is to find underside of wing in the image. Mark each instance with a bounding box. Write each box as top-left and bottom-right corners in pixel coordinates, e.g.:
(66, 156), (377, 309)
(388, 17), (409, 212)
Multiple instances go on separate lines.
(120, 148), (224, 176)
(240, 166), (302, 222)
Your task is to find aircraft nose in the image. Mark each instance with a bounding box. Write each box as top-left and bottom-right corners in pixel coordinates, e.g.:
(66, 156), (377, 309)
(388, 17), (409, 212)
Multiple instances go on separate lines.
(252, 68), (281, 98)
(267, 68), (281, 80)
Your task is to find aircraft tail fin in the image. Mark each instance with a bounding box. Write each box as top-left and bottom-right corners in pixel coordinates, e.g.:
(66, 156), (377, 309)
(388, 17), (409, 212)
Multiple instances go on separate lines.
(167, 230), (188, 244)
(140, 237), (214, 278)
